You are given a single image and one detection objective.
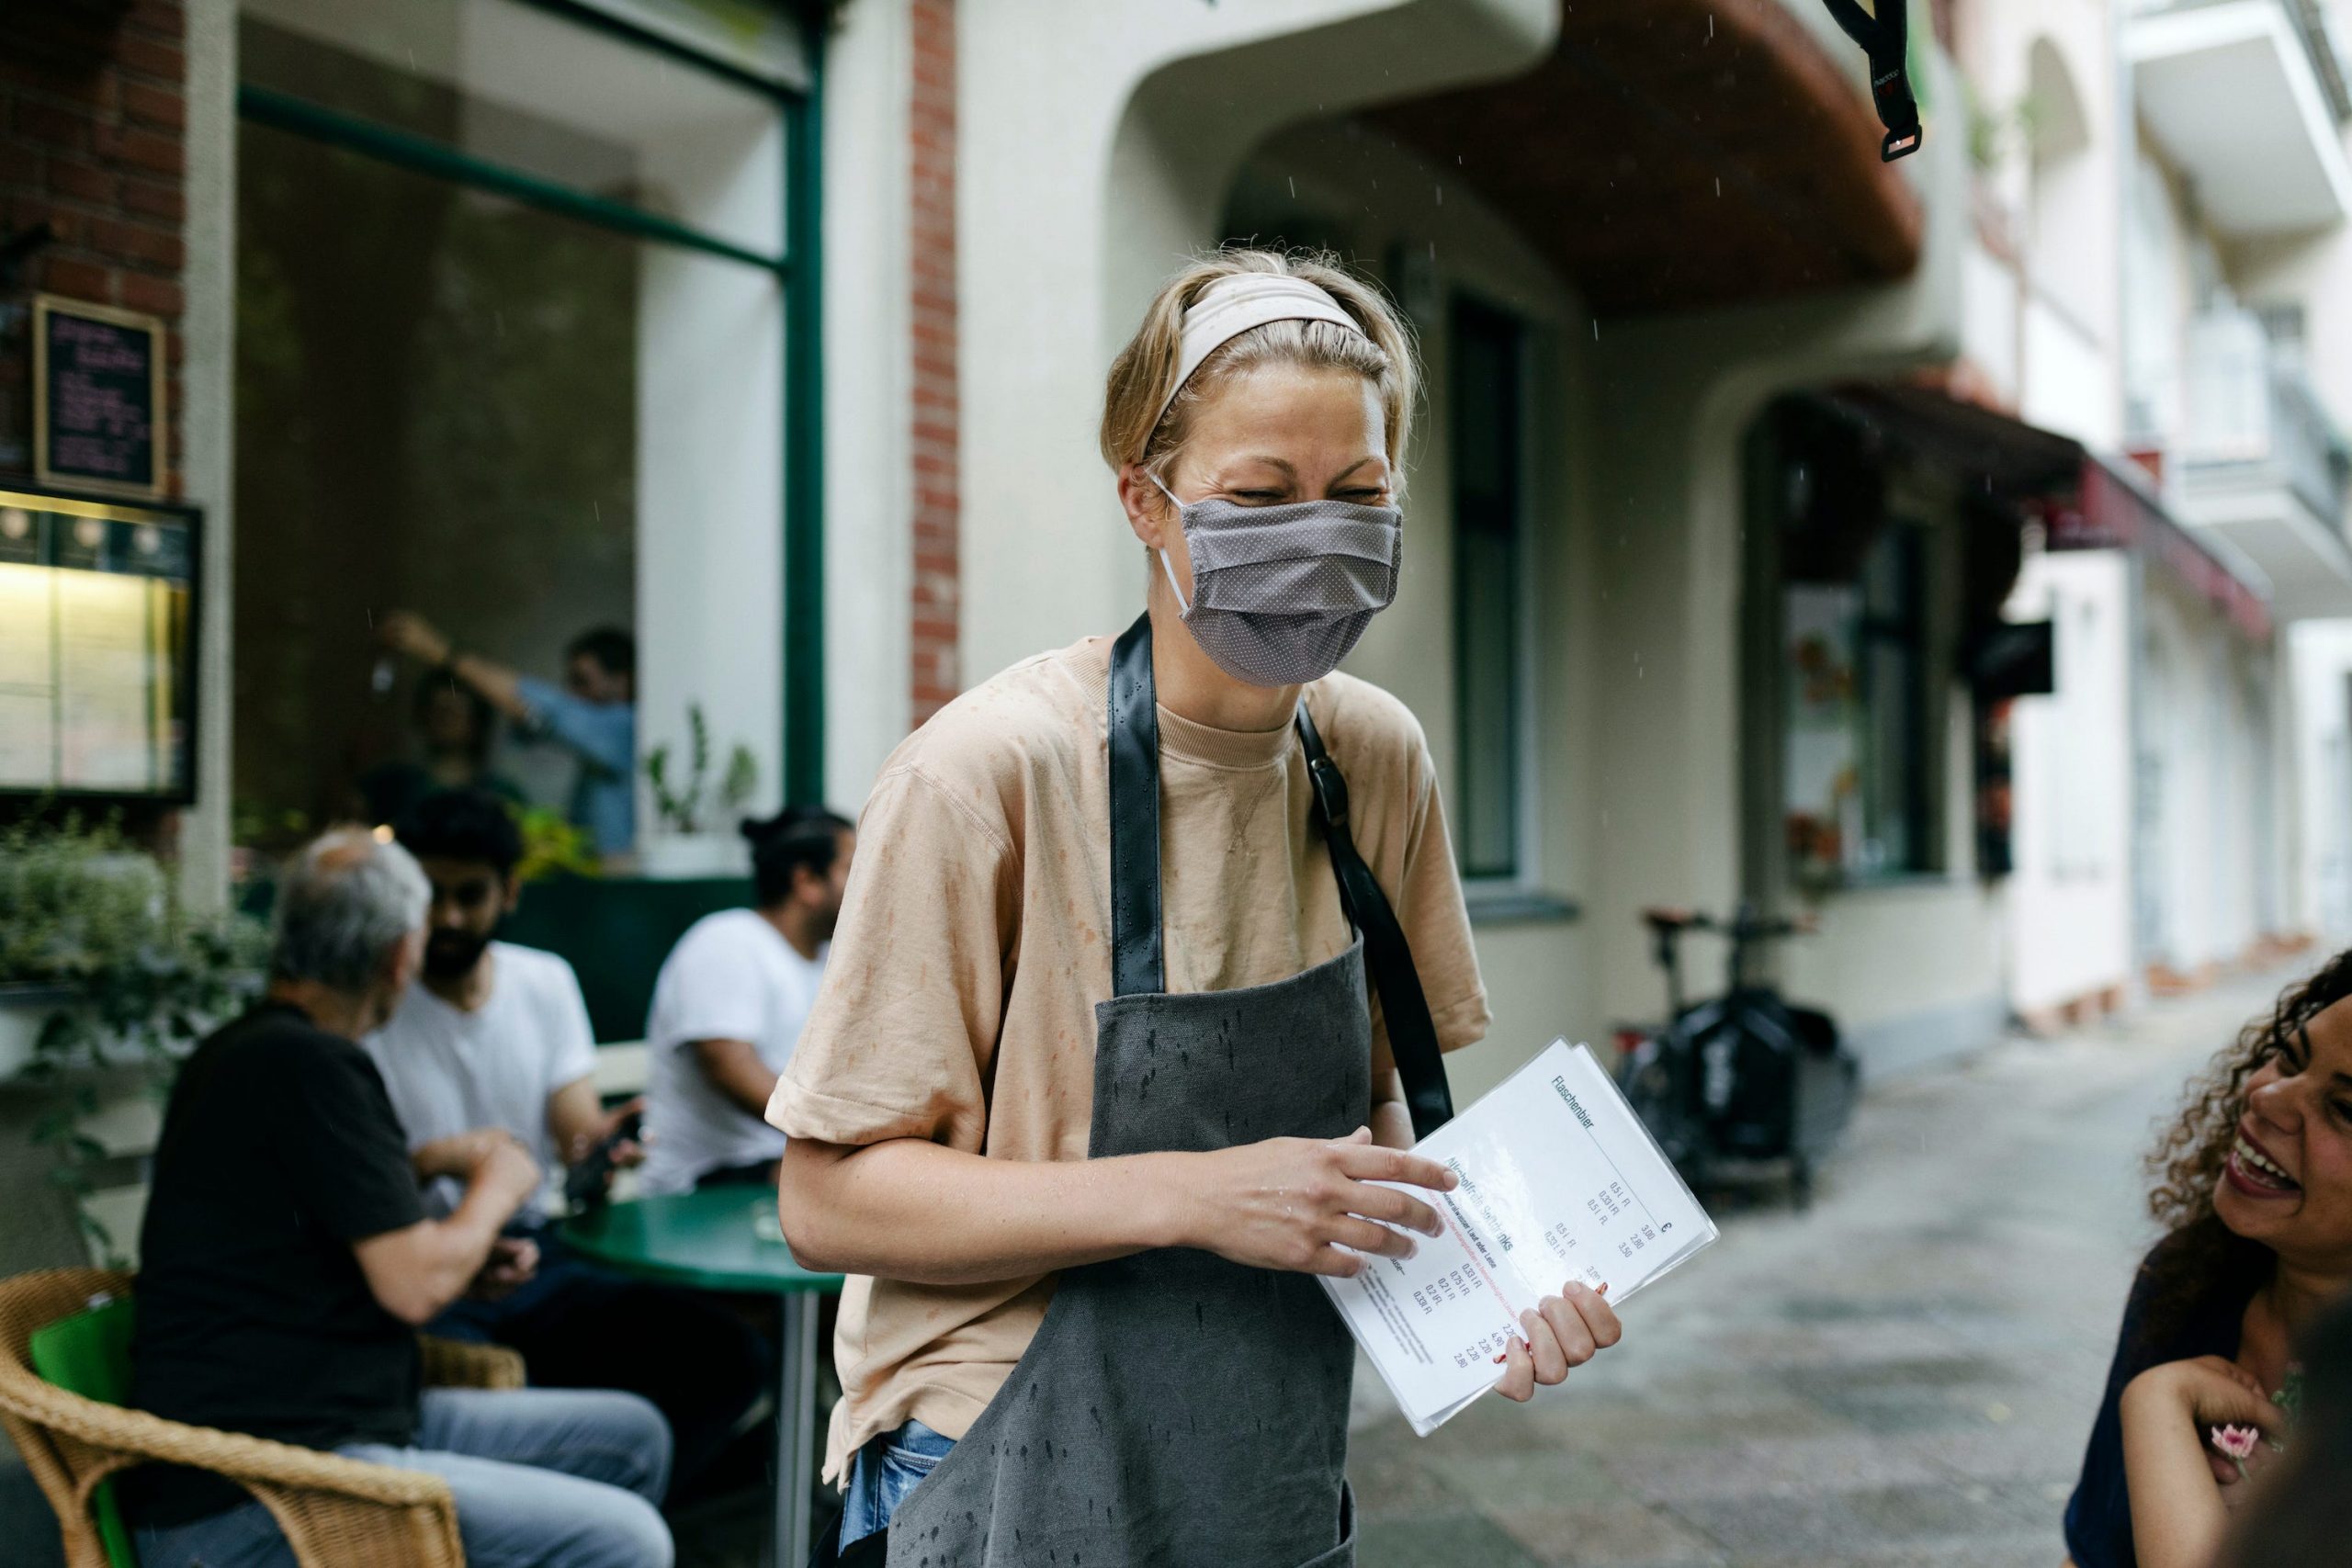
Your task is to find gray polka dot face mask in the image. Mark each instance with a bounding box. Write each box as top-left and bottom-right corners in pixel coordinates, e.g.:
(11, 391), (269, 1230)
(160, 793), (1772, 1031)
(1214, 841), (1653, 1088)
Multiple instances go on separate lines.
(1150, 473), (1403, 688)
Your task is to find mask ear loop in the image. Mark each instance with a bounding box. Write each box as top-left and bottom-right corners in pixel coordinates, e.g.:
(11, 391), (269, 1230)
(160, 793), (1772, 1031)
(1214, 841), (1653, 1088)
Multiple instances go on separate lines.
(1147, 470), (1194, 615)
(1820, 0), (1923, 162)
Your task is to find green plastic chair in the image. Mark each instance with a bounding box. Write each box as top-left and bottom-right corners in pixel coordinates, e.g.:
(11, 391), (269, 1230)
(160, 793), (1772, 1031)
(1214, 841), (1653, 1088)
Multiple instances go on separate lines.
(28, 1294), (139, 1568)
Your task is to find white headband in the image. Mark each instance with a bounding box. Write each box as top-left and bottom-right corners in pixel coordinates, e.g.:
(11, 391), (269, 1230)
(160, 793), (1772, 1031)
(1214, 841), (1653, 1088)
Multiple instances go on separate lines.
(1152, 274), (1368, 428)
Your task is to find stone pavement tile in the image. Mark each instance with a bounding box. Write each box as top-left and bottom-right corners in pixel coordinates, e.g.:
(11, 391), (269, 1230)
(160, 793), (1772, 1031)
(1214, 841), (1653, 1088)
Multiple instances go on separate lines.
(1358, 1512), (1548, 1568)
(1351, 1424), (1481, 1517)
(1425, 1447), (1629, 1511)
(1598, 1432), (1947, 1504)
(1737, 1540), (2056, 1568)
(1801, 1383), (1988, 1436)
(1920, 1425), (2096, 1484)
(1663, 1481), (2045, 1558)
(1773, 1355), (2010, 1393)
(1489, 1502), (1728, 1567)
(1712, 1319), (1980, 1369)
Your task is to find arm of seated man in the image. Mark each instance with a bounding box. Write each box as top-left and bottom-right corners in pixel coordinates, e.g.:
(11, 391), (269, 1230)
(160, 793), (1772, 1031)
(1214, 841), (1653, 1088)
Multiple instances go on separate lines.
(689, 1036), (778, 1119)
(548, 1077), (644, 1169)
(355, 1134), (542, 1326)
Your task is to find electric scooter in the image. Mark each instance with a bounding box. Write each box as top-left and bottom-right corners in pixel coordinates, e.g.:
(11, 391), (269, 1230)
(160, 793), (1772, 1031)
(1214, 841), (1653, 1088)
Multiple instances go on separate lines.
(1613, 904), (1859, 1206)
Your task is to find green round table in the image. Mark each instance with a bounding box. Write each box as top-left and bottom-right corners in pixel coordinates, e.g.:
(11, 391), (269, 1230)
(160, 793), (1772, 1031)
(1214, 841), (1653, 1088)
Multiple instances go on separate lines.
(563, 1187), (842, 1566)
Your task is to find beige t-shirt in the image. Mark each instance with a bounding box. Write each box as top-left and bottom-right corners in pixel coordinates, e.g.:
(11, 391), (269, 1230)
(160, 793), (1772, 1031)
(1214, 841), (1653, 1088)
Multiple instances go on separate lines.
(767, 635), (1490, 1482)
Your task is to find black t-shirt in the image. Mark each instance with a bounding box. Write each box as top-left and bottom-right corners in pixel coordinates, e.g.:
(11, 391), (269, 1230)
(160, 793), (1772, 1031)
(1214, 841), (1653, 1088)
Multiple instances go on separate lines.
(2064, 1233), (2259, 1568)
(125, 1001), (428, 1526)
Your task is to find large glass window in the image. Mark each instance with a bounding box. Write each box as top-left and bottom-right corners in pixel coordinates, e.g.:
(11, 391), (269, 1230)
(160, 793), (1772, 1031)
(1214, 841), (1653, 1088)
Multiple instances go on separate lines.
(1854, 525), (1928, 875)
(232, 0), (793, 856)
(1450, 298), (1525, 882)
(1781, 477), (1936, 885)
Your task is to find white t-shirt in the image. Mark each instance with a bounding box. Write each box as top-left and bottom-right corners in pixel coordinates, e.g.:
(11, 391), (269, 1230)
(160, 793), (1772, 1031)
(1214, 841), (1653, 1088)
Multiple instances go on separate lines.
(639, 908), (826, 1195)
(363, 941), (598, 1224)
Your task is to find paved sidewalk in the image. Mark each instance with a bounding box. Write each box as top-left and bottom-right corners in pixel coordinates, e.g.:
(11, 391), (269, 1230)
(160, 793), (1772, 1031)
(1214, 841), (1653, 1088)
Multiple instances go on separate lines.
(1347, 968), (2302, 1568)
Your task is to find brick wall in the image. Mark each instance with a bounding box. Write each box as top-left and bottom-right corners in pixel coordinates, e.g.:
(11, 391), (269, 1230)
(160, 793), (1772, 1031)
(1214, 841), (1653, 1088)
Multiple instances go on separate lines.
(909, 0), (960, 725)
(3, 0), (188, 495)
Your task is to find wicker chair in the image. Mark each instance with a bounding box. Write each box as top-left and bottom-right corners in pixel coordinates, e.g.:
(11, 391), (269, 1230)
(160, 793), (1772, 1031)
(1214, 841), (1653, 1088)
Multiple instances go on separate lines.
(0, 1268), (526, 1568)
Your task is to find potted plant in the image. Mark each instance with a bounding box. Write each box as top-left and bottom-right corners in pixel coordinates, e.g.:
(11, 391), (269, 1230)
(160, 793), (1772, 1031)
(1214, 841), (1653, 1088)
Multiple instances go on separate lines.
(0, 813), (267, 1258)
(638, 704), (759, 878)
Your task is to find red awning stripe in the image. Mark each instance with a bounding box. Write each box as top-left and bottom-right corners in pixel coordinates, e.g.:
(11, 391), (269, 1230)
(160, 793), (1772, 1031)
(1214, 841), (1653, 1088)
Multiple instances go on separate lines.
(2047, 457), (2274, 642)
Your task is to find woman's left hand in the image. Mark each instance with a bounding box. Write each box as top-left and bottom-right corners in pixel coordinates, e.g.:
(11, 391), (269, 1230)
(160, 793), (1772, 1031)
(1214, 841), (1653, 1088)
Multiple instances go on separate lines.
(1494, 1280), (1622, 1401)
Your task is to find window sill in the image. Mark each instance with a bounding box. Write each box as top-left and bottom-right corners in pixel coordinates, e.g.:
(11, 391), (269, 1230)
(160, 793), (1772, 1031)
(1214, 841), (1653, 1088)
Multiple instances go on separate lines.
(1802, 870), (1960, 897)
(1464, 889), (1582, 926)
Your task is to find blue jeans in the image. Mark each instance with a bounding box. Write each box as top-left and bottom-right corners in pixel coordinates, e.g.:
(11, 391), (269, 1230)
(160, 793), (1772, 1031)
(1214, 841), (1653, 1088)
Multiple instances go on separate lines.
(836, 1418), (956, 1548)
(131, 1387), (673, 1568)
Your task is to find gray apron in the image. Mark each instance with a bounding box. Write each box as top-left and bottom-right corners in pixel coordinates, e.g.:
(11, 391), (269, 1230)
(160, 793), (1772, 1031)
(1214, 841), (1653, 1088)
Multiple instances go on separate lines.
(867, 615), (1453, 1567)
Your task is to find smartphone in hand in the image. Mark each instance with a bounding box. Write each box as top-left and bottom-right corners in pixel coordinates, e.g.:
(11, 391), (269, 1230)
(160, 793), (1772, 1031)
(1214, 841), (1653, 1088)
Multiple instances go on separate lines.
(564, 1110), (645, 1212)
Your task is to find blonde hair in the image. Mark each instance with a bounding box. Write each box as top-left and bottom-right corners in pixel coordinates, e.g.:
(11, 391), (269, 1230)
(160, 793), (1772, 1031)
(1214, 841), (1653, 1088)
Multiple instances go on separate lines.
(1100, 248), (1419, 495)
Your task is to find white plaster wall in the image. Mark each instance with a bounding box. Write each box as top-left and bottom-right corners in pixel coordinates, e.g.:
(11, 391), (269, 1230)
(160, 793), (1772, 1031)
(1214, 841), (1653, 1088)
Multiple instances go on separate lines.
(1961, 237), (2020, 399)
(2290, 618), (2352, 938)
(1964, 0), (2124, 440)
(181, 0), (238, 908)
(2005, 548), (2136, 1012)
(955, 0), (1557, 691)
(820, 0), (914, 807)
(2138, 577), (2278, 971)
(2023, 295), (2122, 448)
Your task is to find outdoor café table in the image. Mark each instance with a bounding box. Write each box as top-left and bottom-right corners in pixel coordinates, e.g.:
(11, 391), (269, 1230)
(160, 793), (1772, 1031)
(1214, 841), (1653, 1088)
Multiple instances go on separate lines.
(562, 1186), (842, 1566)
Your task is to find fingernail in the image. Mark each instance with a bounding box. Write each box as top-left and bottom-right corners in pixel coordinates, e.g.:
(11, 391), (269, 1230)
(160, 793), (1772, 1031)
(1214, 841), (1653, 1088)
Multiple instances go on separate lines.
(1401, 1240), (1417, 1259)
(1492, 1351), (1507, 1363)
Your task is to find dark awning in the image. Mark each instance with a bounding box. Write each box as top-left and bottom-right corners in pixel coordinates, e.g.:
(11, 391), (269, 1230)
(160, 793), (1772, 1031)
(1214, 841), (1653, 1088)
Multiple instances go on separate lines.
(1827, 383), (2084, 498)
(1370, 0), (1922, 317)
(1811, 381), (2274, 644)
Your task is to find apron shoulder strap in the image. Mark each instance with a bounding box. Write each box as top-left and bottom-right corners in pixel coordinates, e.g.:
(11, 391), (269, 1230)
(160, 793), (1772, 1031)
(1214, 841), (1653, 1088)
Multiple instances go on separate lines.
(1295, 701), (1455, 1141)
(1107, 614), (1165, 997)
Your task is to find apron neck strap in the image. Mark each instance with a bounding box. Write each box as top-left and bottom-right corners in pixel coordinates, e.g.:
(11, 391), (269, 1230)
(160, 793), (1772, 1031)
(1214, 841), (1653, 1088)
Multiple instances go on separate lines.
(1108, 613), (1165, 997)
(1293, 702), (1456, 1141)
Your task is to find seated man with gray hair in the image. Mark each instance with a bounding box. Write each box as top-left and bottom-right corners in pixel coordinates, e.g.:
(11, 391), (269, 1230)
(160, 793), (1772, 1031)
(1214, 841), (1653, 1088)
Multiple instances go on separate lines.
(124, 828), (675, 1568)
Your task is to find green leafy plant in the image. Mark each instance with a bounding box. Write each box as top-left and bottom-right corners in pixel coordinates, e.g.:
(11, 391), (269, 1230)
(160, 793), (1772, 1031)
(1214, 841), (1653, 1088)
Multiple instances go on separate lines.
(645, 704), (712, 834)
(646, 705), (759, 835)
(513, 805), (601, 882)
(1, 812), (267, 1261)
(720, 743), (758, 819)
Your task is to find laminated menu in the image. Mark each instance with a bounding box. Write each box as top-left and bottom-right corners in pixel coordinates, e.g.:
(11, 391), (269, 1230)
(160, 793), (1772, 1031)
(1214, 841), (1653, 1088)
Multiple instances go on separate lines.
(1325, 1039), (1718, 1435)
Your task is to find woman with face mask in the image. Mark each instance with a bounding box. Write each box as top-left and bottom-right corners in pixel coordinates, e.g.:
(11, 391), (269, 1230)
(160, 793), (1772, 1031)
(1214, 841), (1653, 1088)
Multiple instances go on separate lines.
(772, 251), (1623, 1566)
(2062, 949), (2352, 1568)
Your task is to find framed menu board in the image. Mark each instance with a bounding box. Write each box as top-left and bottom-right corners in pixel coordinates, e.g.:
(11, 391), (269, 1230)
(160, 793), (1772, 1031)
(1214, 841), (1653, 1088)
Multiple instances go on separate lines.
(0, 486), (200, 802)
(32, 295), (166, 501)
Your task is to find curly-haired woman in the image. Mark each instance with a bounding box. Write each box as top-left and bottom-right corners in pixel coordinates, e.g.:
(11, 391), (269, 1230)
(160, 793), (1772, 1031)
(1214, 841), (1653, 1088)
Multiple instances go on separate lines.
(2063, 952), (2352, 1568)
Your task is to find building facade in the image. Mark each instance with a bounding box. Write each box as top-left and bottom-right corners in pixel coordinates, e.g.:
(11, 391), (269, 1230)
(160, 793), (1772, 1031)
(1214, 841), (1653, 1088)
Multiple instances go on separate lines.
(8, 0), (2352, 1116)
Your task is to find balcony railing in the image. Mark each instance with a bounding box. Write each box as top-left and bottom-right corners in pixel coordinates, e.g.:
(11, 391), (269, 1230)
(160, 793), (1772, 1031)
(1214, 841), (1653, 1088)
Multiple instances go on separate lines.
(2181, 310), (2352, 534)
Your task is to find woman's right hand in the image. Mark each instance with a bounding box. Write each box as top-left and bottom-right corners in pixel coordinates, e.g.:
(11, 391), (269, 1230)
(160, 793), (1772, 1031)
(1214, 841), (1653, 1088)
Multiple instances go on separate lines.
(1175, 1126), (1457, 1277)
(2130, 1356), (2282, 1429)
(2123, 1356), (2286, 1484)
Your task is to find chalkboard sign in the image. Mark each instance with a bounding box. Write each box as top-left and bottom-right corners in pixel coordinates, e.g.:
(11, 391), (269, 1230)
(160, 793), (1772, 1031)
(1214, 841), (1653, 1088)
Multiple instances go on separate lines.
(33, 294), (165, 500)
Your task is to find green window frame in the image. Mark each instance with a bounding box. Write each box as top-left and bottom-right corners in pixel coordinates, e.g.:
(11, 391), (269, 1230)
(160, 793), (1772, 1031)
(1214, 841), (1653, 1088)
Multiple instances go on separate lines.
(234, 0), (827, 801)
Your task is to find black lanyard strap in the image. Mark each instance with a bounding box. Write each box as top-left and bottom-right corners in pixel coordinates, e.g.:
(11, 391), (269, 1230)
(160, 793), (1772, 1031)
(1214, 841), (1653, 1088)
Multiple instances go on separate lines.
(1294, 701), (1454, 1141)
(1821, 0), (1922, 162)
